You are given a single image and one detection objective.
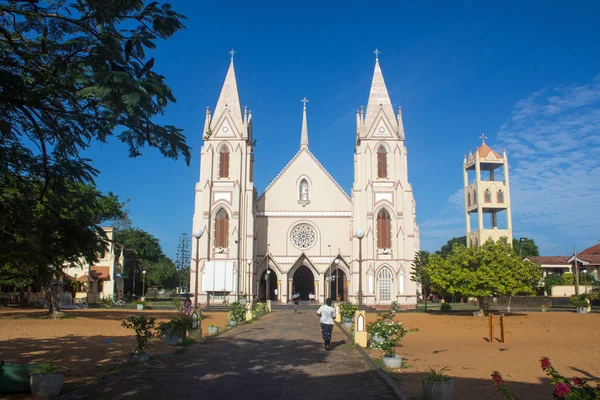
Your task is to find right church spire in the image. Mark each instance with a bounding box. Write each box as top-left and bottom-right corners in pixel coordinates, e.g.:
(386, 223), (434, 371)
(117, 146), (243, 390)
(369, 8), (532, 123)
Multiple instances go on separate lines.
(358, 50), (404, 141)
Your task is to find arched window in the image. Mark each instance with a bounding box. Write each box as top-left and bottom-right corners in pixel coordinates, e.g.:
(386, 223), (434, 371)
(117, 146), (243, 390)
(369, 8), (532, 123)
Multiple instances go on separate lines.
(484, 189), (491, 203)
(467, 193), (471, 206)
(398, 268), (405, 294)
(378, 268), (392, 302)
(377, 146), (387, 178)
(219, 146), (230, 178)
(215, 208), (229, 248)
(299, 179), (309, 201)
(497, 190), (504, 203)
(377, 209), (392, 249)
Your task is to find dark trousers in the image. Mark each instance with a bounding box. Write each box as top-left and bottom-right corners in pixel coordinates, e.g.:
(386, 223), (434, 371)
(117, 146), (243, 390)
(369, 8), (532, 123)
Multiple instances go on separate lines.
(320, 323), (333, 345)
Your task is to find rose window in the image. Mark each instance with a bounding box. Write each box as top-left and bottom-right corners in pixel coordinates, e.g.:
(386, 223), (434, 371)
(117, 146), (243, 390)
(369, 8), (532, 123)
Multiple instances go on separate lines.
(290, 224), (317, 249)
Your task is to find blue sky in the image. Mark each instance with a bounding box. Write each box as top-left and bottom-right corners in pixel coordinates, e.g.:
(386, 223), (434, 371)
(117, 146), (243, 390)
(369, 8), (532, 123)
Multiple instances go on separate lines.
(85, 0), (600, 259)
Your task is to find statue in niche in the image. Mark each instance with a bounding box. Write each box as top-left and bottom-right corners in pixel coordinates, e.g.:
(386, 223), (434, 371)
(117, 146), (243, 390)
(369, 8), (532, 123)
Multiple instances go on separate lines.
(299, 180), (308, 201)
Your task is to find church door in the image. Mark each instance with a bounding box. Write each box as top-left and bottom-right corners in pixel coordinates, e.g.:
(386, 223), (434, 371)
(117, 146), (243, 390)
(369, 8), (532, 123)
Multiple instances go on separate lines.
(292, 266), (314, 301)
(259, 270), (278, 302)
(330, 269), (347, 301)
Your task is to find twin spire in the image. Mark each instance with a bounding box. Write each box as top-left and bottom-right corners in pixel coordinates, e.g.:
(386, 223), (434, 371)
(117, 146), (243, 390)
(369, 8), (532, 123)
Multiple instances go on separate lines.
(208, 49), (402, 146)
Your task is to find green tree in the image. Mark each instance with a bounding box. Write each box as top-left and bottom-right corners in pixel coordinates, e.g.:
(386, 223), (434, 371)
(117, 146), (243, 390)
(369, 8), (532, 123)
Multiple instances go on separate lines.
(425, 238), (542, 312)
(513, 237), (540, 257)
(542, 273), (563, 296)
(114, 227), (162, 296)
(410, 250), (430, 311)
(436, 236), (467, 258)
(560, 273), (575, 285)
(146, 256), (178, 290)
(0, 178), (126, 316)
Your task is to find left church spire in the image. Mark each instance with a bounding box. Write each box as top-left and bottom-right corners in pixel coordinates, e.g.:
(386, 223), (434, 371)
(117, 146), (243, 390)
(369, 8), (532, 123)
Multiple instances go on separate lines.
(209, 50), (244, 136)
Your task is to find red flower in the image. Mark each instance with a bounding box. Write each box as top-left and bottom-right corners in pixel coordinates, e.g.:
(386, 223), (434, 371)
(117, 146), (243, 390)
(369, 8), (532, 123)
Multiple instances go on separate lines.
(572, 377), (583, 386)
(491, 372), (504, 387)
(553, 382), (571, 398)
(540, 357), (551, 370)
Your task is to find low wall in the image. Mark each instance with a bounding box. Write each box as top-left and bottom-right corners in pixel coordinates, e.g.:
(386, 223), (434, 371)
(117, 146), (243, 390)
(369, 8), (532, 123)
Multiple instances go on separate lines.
(550, 285), (589, 298)
(483, 296), (552, 308)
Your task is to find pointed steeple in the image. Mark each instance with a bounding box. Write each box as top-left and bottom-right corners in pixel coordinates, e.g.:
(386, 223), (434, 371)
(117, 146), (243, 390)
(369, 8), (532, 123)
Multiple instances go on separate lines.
(212, 50), (243, 133)
(300, 97), (309, 149)
(364, 50), (396, 130)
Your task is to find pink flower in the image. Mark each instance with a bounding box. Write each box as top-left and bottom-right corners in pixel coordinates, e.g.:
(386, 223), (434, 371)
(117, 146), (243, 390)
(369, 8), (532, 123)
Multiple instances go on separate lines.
(553, 382), (571, 398)
(491, 372), (504, 387)
(540, 357), (551, 370)
(572, 377), (583, 386)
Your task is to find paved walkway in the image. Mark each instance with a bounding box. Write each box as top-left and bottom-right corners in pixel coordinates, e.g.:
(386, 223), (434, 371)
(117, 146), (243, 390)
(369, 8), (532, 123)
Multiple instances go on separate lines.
(78, 310), (397, 399)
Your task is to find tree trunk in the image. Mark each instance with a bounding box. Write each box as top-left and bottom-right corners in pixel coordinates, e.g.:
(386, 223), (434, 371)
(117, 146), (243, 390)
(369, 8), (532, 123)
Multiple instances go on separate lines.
(19, 287), (26, 306)
(43, 283), (61, 319)
(424, 287), (428, 312)
(478, 296), (485, 313)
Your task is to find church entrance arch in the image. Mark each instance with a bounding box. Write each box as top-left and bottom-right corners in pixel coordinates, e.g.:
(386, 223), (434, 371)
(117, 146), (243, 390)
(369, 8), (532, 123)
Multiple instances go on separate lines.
(259, 270), (278, 302)
(292, 265), (314, 301)
(330, 268), (347, 301)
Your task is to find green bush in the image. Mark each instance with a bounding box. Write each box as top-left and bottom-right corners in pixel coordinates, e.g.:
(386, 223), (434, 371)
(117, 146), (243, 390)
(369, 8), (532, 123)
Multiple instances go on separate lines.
(228, 302), (246, 322)
(121, 314), (157, 354)
(157, 314), (193, 337)
(440, 302), (452, 312)
(367, 312), (417, 357)
(561, 273), (575, 285)
(569, 294), (588, 308)
(255, 302), (267, 316)
(339, 302), (358, 321)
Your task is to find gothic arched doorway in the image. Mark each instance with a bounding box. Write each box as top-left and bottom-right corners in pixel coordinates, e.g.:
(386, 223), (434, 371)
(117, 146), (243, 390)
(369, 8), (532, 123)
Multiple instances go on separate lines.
(330, 268), (347, 301)
(292, 265), (314, 300)
(259, 270), (277, 302)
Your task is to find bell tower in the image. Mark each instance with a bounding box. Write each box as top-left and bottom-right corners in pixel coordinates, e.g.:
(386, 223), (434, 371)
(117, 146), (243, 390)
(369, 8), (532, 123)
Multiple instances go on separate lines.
(191, 51), (255, 304)
(463, 135), (512, 247)
(351, 50), (419, 309)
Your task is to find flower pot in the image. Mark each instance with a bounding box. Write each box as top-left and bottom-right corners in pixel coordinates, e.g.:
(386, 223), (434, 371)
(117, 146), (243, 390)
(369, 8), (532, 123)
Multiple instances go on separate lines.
(136, 304), (144, 310)
(343, 322), (353, 329)
(382, 355), (403, 369)
(422, 378), (454, 400)
(540, 308), (546, 312)
(208, 326), (219, 335)
(0, 364), (43, 394)
(240, 298), (247, 306)
(228, 319), (238, 327)
(165, 333), (184, 346)
(30, 372), (64, 398)
(129, 352), (150, 363)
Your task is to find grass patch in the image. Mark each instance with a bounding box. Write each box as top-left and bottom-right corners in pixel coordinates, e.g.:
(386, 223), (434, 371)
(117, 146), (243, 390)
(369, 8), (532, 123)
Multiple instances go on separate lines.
(61, 313), (77, 319)
(177, 338), (195, 347)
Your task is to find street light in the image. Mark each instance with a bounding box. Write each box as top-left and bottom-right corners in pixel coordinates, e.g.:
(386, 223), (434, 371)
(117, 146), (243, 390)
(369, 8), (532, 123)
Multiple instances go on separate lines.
(334, 259), (340, 301)
(582, 269), (587, 294)
(192, 229), (203, 309)
(518, 237), (526, 256)
(246, 259), (252, 299)
(142, 270), (147, 300)
(355, 228), (365, 311)
(266, 269), (271, 302)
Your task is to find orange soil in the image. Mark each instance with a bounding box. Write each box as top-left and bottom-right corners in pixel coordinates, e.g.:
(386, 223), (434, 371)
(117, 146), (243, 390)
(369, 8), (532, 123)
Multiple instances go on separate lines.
(0, 308), (230, 398)
(365, 312), (600, 399)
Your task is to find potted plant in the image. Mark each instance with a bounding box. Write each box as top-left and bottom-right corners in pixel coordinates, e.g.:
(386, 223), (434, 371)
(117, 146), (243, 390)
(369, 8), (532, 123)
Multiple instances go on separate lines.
(255, 302), (266, 317)
(367, 312), (418, 369)
(228, 301), (245, 326)
(422, 366), (454, 400)
(540, 304), (546, 312)
(29, 358), (63, 398)
(390, 300), (398, 312)
(339, 302), (358, 329)
(239, 293), (248, 306)
(121, 314), (157, 362)
(208, 324), (219, 335)
(136, 299), (146, 311)
(158, 314), (193, 345)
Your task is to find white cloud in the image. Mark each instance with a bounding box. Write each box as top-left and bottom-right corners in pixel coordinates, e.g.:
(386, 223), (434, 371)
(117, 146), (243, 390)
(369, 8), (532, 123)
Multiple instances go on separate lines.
(420, 76), (600, 255)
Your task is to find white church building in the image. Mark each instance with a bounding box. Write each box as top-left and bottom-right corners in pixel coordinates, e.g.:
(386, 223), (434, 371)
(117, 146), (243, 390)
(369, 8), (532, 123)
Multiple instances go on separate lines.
(190, 53), (420, 309)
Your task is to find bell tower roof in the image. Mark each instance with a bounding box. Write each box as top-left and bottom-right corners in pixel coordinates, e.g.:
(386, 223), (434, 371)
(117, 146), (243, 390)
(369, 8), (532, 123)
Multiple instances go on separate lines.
(212, 50), (243, 133)
(364, 50), (396, 130)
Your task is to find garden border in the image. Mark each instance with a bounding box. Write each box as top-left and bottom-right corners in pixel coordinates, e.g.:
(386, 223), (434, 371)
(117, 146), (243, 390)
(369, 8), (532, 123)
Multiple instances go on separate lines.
(334, 321), (409, 400)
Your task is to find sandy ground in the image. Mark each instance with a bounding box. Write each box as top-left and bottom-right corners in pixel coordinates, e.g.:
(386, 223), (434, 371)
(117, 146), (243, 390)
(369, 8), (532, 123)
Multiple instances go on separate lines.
(0, 308), (230, 398)
(365, 311), (600, 399)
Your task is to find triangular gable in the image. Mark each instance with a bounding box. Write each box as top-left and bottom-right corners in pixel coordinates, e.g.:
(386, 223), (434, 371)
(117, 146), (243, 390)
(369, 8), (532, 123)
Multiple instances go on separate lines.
(366, 109), (397, 139)
(257, 254), (284, 275)
(257, 148), (351, 203)
(210, 112), (243, 140)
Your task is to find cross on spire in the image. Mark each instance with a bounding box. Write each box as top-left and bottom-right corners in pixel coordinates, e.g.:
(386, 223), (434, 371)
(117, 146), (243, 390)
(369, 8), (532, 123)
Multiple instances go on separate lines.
(480, 133), (487, 144)
(229, 48), (235, 61)
(374, 48), (380, 60)
(301, 97), (309, 109)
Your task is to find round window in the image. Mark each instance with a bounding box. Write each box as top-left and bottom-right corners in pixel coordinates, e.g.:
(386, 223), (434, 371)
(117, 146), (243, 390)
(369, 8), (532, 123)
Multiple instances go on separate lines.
(290, 223), (317, 250)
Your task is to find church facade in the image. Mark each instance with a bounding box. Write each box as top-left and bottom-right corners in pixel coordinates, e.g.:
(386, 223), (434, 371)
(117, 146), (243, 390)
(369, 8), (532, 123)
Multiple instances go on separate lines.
(190, 54), (420, 308)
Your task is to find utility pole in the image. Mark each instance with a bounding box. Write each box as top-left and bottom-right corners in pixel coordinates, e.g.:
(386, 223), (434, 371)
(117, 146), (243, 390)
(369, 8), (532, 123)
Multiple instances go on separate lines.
(574, 245), (579, 295)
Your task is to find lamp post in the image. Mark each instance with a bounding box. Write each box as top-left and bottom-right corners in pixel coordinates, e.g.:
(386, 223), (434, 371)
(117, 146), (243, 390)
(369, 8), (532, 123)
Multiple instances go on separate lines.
(355, 228), (365, 310)
(334, 259), (340, 301)
(582, 269), (587, 294)
(518, 237), (526, 256)
(266, 244), (270, 301)
(142, 270), (147, 300)
(192, 229), (203, 309)
(246, 259), (252, 299)
(327, 245), (332, 299)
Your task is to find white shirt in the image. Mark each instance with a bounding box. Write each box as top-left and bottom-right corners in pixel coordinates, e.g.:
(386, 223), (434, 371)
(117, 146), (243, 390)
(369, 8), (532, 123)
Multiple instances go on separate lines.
(317, 305), (336, 325)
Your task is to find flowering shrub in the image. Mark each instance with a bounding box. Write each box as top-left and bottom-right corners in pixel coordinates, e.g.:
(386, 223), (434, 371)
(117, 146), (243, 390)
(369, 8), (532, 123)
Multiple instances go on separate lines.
(255, 302), (267, 316)
(367, 312), (418, 357)
(492, 357), (600, 399)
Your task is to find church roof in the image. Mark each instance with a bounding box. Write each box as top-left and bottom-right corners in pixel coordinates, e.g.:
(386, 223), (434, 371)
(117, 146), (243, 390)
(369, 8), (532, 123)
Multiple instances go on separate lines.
(527, 256), (571, 265)
(257, 148), (351, 202)
(364, 57), (396, 130)
(477, 143), (501, 159)
(212, 58), (243, 133)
